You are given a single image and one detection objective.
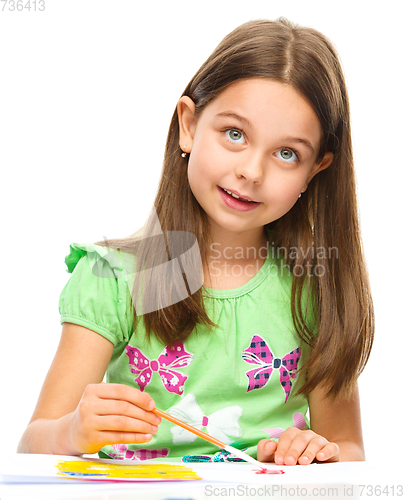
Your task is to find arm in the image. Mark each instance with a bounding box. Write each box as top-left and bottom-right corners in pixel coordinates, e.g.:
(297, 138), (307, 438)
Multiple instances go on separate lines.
(308, 381), (364, 462)
(18, 322), (161, 455)
(257, 382), (365, 464)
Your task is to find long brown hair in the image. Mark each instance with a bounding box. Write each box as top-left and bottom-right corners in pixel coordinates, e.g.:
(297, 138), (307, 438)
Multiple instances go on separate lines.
(95, 18), (374, 401)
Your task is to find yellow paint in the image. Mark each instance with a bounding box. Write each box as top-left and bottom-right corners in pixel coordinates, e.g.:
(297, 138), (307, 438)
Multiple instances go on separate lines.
(56, 460), (201, 481)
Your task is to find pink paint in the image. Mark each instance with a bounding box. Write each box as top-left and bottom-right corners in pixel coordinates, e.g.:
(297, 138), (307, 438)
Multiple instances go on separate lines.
(253, 468), (285, 475)
(202, 416), (209, 427)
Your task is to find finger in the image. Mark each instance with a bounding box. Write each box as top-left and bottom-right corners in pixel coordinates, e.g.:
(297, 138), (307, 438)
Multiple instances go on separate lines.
(277, 430), (323, 465)
(257, 439), (277, 463)
(274, 427), (303, 465)
(296, 436), (330, 465)
(97, 430), (154, 448)
(315, 442), (340, 463)
(94, 399), (161, 426)
(96, 415), (159, 435)
(93, 383), (158, 413)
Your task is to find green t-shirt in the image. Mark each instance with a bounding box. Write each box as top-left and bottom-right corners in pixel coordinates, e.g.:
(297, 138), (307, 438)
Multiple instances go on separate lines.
(59, 241), (314, 462)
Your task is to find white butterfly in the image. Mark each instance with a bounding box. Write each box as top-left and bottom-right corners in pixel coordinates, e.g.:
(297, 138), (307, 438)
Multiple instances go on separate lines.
(167, 393), (243, 445)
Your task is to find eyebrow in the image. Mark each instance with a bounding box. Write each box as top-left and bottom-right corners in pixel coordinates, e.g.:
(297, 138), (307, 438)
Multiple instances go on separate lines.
(214, 111), (315, 155)
(215, 111), (253, 129)
(283, 136), (315, 154)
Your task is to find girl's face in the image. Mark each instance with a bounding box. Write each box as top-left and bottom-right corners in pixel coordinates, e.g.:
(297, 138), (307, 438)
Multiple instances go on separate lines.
(178, 78), (333, 241)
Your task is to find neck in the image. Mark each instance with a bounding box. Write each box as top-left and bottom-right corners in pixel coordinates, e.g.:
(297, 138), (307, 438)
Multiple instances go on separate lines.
(206, 227), (269, 264)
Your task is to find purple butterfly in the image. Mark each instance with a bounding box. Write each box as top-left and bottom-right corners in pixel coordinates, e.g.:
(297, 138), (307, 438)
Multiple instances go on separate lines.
(241, 335), (301, 402)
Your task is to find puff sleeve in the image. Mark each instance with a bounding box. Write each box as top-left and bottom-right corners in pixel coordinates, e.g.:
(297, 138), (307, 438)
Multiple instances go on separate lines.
(58, 242), (134, 345)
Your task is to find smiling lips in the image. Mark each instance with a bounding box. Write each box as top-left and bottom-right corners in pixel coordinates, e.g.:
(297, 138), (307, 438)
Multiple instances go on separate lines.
(220, 186), (258, 203)
(217, 186), (261, 212)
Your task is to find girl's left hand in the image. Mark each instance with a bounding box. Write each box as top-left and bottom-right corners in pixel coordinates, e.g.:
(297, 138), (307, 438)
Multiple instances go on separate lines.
(257, 427), (340, 465)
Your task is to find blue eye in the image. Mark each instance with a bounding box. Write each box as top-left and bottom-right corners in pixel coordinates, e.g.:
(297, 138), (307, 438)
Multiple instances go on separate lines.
(276, 148), (298, 162)
(225, 128), (245, 144)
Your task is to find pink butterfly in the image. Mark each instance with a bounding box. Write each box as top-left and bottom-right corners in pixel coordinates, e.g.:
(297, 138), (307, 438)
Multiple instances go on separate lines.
(241, 335), (301, 402)
(125, 342), (194, 395)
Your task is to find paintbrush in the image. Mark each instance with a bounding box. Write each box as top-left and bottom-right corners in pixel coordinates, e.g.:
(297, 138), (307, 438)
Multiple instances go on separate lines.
(152, 407), (266, 470)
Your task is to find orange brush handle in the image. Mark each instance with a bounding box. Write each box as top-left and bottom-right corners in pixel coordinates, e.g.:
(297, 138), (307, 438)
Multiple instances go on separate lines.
(152, 408), (226, 449)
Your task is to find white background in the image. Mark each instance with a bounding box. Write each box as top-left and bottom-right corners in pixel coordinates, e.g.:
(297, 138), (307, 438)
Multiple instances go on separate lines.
(0, 0), (403, 468)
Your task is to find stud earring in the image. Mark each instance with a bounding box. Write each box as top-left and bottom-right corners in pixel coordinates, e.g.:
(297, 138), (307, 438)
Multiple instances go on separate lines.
(181, 151), (187, 158)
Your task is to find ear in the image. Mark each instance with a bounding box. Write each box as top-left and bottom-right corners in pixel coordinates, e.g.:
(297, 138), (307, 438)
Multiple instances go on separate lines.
(177, 96), (197, 153)
(305, 151), (334, 187)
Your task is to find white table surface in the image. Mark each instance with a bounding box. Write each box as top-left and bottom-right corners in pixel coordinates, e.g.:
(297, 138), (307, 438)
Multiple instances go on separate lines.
(0, 454), (403, 500)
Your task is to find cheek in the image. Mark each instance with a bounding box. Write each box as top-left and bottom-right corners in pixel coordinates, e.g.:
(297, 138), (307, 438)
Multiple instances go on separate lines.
(269, 176), (303, 204)
(187, 141), (224, 189)
(186, 154), (212, 202)
(187, 153), (205, 193)
(265, 178), (304, 219)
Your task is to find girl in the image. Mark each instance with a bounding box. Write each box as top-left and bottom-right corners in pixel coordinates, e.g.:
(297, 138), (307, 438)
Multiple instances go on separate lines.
(18, 17), (374, 466)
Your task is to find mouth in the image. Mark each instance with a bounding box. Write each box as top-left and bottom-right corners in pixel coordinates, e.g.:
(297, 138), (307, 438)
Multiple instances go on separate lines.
(217, 186), (261, 212)
(219, 186), (258, 203)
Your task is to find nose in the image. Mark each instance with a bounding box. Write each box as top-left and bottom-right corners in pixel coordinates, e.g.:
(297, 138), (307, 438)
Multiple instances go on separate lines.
(234, 152), (265, 184)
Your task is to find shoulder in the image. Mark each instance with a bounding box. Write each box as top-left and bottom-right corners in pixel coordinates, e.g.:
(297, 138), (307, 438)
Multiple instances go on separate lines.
(64, 242), (127, 278)
(59, 242), (135, 345)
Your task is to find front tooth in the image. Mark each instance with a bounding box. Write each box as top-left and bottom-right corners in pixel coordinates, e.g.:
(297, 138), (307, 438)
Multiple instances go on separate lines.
(224, 189), (240, 199)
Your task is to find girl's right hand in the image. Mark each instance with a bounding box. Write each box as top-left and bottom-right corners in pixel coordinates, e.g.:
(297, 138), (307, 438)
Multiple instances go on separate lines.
(67, 383), (161, 455)
(18, 323), (161, 456)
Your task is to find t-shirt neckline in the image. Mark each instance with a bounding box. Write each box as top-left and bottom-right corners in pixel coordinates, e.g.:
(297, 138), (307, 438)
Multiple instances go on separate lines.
(202, 249), (273, 299)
